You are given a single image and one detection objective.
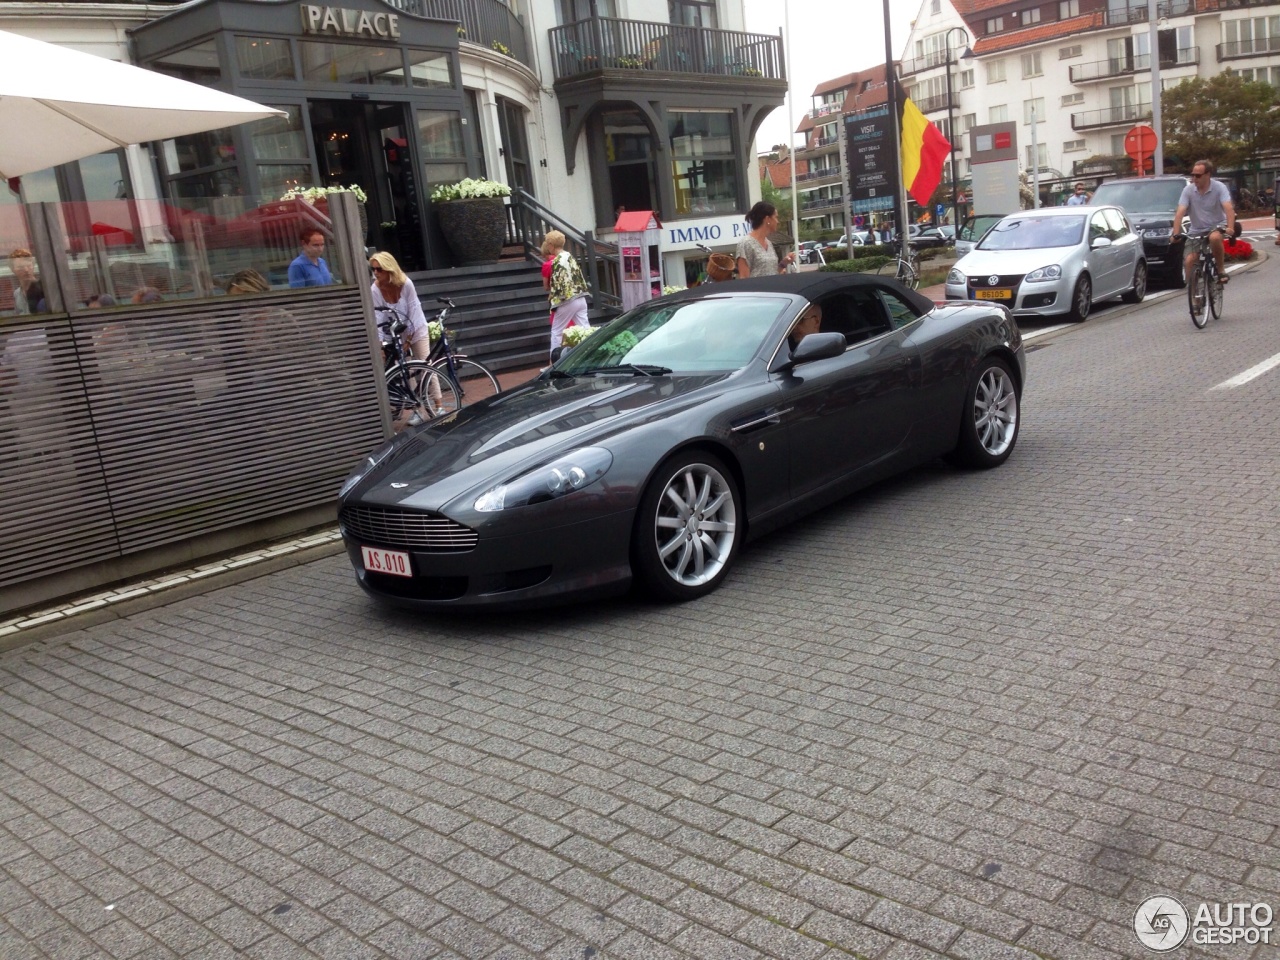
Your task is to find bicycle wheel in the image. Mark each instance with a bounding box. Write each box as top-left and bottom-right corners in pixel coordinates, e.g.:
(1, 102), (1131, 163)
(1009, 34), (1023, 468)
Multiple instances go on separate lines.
(385, 360), (460, 425)
(434, 356), (500, 407)
(876, 258), (906, 284)
(1209, 267), (1224, 320)
(1188, 259), (1209, 329)
(899, 259), (920, 290)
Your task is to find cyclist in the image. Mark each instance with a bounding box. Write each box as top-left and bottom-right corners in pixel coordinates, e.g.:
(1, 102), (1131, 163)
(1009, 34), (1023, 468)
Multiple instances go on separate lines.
(1172, 159), (1236, 287)
(370, 251), (437, 427)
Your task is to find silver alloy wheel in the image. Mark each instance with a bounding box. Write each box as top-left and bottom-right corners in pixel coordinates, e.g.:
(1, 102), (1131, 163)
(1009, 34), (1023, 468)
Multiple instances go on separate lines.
(973, 365), (1018, 456)
(1073, 276), (1091, 321)
(654, 462), (737, 587)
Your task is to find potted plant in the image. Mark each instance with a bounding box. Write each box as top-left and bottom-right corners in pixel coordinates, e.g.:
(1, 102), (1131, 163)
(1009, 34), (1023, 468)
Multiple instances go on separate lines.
(280, 184), (369, 238)
(430, 177), (512, 265)
(491, 40), (511, 56)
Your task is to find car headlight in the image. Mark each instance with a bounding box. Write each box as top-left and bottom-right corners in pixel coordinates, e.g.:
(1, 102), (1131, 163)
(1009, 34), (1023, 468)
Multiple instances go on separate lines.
(1142, 227), (1171, 239)
(1024, 264), (1063, 282)
(339, 437), (400, 498)
(946, 268), (965, 285)
(474, 447), (613, 512)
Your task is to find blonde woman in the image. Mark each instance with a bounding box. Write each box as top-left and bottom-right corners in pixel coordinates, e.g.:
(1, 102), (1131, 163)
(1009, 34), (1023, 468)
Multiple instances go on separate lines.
(369, 251), (430, 362)
(542, 230), (590, 359)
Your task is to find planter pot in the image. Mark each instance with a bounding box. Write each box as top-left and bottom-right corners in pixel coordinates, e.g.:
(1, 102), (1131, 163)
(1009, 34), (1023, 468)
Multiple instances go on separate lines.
(435, 196), (506, 265)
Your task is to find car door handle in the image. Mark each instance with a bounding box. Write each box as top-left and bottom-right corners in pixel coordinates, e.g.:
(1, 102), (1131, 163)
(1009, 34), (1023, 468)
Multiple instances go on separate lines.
(731, 407), (792, 433)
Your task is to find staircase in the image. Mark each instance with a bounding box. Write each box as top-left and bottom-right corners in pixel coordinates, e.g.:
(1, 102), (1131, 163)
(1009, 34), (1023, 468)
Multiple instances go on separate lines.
(407, 260), (551, 373)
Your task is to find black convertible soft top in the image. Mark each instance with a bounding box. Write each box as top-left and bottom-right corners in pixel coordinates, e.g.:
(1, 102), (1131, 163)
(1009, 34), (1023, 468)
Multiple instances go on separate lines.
(666, 271), (936, 316)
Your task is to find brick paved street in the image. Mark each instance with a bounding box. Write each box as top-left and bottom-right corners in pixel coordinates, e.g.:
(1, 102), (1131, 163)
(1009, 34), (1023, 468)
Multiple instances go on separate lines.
(2, 262), (1278, 959)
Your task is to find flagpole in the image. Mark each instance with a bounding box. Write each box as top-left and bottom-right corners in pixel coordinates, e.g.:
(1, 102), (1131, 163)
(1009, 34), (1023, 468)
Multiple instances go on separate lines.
(883, 0), (909, 242)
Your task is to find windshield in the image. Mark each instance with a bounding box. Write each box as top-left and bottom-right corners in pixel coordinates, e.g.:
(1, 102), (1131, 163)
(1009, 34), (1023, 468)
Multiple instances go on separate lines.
(980, 215), (1085, 250)
(555, 295), (791, 375)
(959, 215), (1003, 242)
(1091, 179), (1187, 213)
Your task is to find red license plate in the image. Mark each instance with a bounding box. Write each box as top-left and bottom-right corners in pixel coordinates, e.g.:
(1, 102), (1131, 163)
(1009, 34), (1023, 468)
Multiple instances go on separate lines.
(360, 545), (412, 578)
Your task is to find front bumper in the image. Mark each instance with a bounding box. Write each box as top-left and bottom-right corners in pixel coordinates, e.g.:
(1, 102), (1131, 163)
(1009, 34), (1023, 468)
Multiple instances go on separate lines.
(944, 273), (1069, 318)
(341, 508), (635, 610)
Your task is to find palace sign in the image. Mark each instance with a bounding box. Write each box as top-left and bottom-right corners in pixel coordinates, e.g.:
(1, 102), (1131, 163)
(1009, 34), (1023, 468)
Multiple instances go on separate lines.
(300, 4), (401, 39)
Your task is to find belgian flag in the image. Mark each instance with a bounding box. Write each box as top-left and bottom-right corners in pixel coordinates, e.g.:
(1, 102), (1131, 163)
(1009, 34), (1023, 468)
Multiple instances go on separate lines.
(899, 89), (952, 207)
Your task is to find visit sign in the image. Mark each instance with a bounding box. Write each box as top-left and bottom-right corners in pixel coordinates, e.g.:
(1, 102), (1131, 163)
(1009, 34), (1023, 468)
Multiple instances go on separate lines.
(300, 4), (401, 39)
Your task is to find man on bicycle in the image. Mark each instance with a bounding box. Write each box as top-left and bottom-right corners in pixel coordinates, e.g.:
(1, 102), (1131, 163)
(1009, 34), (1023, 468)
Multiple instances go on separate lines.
(1172, 159), (1236, 286)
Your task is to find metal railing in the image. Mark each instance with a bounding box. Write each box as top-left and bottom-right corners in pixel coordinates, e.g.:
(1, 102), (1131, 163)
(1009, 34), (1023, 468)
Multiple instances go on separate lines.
(1071, 104), (1152, 130)
(801, 195), (845, 212)
(1069, 47), (1199, 82)
(1218, 36), (1280, 61)
(507, 188), (621, 311)
(796, 168), (842, 184)
(806, 102), (843, 120)
(899, 51), (948, 76)
(384, 0), (532, 68)
(914, 92), (957, 114)
(549, 18), (783, 82)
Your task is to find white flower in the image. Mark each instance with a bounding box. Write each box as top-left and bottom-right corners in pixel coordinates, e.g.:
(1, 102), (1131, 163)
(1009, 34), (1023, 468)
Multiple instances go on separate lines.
(662, 285), (687, 295)
(560, 325), (596, 347)
(430, 177), (513, 202)
(279, 184), (368, 204)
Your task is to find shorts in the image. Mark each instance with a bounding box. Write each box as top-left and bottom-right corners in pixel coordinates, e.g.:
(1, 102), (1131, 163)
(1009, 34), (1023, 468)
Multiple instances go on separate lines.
(1184, 228), (1224, 257)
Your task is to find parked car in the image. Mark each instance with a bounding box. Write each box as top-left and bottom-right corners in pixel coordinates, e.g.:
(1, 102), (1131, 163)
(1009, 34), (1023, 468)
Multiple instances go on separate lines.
(944, 205), (1147, 322)
(1089, 174), (1191, 287)
(954, 214), (1007, 258)
(797, 240), (825, 264)
(914, 225), (955, 249)
(340, 273), (1026, 609)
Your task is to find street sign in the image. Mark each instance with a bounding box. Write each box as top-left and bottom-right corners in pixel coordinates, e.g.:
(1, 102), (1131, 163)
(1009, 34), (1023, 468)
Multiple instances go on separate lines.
(1124, 124), (1157, 174)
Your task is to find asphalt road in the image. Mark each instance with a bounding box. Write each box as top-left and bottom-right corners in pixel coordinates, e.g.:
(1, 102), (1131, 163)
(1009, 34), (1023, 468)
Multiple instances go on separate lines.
(2, 258), (1278, 959)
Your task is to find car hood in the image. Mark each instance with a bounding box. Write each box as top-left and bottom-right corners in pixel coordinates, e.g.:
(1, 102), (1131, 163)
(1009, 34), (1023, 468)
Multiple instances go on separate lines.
(953, 247), (1080, 275)
(349, 373), (730, 510)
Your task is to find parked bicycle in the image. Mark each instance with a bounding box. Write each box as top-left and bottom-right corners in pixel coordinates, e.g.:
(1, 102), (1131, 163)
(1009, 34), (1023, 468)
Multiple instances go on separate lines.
(1185, 227), (1239, 329)
(875, 238), (921, 289)
(425, 297), (501, 406)
(379, 305), (459, 429)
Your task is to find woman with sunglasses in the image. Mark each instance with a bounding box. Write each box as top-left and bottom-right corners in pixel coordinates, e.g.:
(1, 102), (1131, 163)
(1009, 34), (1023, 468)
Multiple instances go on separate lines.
(369, 251), (431, 364)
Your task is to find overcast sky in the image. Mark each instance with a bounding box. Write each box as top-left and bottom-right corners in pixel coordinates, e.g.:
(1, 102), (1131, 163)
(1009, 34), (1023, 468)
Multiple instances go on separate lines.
(744, 0), (920, 155)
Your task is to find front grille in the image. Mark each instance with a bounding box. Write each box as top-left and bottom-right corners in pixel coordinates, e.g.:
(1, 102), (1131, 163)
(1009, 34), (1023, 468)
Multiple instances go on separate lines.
(967, 273), (1025, 288)
(340, 505), (478, 551)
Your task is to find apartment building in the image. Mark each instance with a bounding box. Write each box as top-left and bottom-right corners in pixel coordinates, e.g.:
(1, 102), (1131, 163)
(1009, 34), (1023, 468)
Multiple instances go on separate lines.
(794, 0), (1280, 233)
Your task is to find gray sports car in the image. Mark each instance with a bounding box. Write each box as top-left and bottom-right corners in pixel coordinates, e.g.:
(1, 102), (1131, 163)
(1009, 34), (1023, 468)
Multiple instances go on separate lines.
(338, 273), (1025, 609)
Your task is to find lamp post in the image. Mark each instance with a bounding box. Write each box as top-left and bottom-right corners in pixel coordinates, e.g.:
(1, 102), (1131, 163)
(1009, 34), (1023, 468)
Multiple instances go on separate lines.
(943, 26), (969, 226)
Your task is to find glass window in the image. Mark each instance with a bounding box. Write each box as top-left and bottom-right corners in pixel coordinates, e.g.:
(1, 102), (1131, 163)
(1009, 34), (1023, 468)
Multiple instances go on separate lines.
(249, 105), (307, 161)
(236, 36), (295, 80)
(987, 60), (1006, 83)
(989, 104), (1009, 123)
(1060, 0), (1080, 16)
(257, 164), (314, 202)
(1023, 97), (1045, 124)
(669, 0), (717, 29)
(1022, 52), (1042, 77)
(162, 127), (238, 175)
(299, 40), (405, 85)
(667, 112), (737, 216)
(408, 49), (453, 88)
(417, 110), (466, 191)
(151, 40), (221, 84)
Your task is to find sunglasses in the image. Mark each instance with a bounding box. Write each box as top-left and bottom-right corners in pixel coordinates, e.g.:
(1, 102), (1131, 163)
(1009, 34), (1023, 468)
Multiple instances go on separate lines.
(1192, 172), (1206, 178)
(370, 265), (388, 274)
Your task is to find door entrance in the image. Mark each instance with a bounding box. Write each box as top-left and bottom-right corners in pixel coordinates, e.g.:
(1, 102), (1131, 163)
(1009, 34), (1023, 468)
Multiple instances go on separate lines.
(308, 99), (426, 271)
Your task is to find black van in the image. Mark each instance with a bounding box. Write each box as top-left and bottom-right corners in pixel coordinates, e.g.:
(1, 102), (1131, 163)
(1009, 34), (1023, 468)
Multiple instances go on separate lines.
(1090, 175), (1191, 287)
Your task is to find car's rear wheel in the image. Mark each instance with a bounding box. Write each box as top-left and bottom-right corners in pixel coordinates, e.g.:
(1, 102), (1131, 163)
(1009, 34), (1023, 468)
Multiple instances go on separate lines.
(1121, 261), (1147, 303)
(1067, 274), (1092, 323)
(948, 356), (1020, 469)
(633, 451), (741, 601)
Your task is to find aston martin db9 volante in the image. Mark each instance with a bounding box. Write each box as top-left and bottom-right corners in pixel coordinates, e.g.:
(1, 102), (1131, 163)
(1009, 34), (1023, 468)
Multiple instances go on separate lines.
(339, 274), (1025, 609)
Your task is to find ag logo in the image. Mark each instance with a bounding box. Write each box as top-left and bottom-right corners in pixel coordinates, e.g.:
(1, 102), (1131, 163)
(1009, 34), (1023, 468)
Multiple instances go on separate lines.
(1134, 895), (1190, 951)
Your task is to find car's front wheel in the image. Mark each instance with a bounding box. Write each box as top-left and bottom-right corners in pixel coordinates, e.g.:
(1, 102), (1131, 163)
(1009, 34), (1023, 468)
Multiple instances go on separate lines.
(633, 451), (741, 601)
(948, 356), (1020, 469)
(1067, 274), (1092, 323)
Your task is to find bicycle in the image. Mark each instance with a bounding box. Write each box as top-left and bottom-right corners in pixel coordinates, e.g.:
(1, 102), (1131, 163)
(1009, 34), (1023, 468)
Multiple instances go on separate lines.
(1184, 229), (1227, 329)
(378, 305), (459, 428)
(424, 297), (501, 406)
(875, 238), (921, 289)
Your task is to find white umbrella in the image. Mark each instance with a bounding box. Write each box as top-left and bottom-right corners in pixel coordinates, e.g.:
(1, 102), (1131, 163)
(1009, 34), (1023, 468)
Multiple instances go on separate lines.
(0, 29), (286, 179)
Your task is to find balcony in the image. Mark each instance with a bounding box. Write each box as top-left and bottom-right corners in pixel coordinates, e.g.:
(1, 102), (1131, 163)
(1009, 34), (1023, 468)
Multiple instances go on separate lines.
(801, 194), (845, 213)
(899, 50), (950, 77)
(1218, 36), (1280, 62)
(385, 0), (532, 68)
(1069, 47), (1199, 82)
(914, 92), (958, 115)
(797, 168), (843, 185)
(549, 18), (784, 82)
(1071, 104), (1151, 131)
(807, 103), (843, 121)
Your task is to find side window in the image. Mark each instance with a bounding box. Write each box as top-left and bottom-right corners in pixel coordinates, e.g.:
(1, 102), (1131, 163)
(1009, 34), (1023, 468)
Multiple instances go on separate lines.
(876, 288), (924, 330)
(1089, 212), (1110, 243)
(1102, 208), (1129, 239)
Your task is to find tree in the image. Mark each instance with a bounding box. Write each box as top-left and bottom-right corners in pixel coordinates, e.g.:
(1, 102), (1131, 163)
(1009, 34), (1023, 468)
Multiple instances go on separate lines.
(1162, 73), (1280, 171)
(760, 176), (794, 232)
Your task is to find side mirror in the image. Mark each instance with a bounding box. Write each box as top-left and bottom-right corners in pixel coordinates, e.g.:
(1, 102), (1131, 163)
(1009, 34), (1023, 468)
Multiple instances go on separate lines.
(1090, 236), (1112, 249)
(786, 331), (847, 367)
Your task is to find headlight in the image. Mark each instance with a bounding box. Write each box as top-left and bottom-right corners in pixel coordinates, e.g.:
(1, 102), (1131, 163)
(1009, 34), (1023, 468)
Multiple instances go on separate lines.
(338, 437), (400, 498)
(1024, 264), (1063, 282)
(1142, 227), (1171, 238)
(474, 447), (613, 512)
(946, 268), (965, 285)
